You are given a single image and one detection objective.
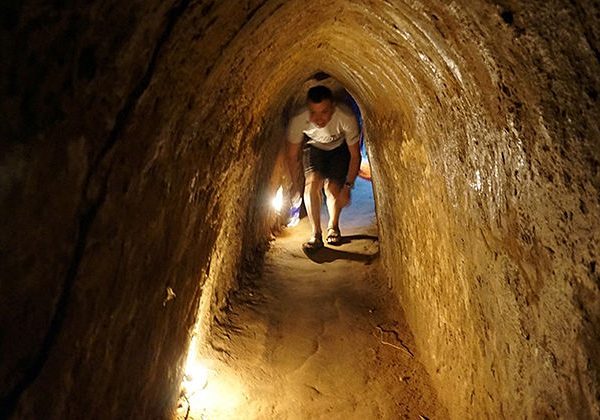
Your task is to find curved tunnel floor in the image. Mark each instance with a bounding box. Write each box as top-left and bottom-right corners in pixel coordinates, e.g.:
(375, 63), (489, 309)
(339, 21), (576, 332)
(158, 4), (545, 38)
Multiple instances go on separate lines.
(181, 179), (447, 419)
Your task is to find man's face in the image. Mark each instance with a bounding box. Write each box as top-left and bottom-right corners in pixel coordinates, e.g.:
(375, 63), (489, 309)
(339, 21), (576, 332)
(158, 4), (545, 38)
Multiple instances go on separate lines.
(308, 99), (334, 128)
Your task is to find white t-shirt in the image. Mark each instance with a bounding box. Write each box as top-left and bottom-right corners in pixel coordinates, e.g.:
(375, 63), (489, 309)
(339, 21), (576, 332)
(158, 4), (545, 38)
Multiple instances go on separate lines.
(287, 106), (359, 151)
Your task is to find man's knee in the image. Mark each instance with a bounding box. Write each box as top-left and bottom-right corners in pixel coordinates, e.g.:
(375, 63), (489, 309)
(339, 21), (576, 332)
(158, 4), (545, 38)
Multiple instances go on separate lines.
(304, 172), (323, 190)
(324, 180), (341, 196)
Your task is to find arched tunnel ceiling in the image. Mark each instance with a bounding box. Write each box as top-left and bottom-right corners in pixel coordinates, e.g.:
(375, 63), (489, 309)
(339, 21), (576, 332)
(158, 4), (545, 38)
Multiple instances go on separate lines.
(195, 0), (478, 131)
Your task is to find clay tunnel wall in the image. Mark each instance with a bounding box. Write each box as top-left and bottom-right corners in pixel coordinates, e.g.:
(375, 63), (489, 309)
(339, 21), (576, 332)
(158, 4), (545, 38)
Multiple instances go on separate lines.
(1, 1), (599, 418)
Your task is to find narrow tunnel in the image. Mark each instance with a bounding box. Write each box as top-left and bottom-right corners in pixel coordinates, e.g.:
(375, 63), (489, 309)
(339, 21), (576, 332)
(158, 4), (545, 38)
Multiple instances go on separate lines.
(1, 1), (599, 418)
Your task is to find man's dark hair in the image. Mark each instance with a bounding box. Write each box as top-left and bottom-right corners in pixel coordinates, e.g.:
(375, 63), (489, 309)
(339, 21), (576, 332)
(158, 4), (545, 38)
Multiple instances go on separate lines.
(307, 85), (333, 103)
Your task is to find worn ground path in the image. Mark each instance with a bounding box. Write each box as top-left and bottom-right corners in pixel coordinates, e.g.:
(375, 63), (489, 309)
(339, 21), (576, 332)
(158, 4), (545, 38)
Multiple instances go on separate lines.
(179, 179), (447, 419)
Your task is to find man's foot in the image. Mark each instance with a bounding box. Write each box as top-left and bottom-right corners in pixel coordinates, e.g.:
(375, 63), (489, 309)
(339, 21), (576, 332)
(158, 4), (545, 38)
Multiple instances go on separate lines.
(326, 227), (342, 245)
(302, 235), (324, 251)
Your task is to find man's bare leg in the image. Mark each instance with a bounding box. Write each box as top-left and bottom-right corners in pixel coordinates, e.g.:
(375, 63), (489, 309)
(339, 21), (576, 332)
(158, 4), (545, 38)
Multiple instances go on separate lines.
(304, 172), (324, 240)
(324, 180), (344, 244)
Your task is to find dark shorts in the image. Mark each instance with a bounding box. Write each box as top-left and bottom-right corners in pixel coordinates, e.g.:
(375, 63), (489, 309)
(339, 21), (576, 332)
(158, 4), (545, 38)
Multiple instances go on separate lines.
(303, 141), (350, 186)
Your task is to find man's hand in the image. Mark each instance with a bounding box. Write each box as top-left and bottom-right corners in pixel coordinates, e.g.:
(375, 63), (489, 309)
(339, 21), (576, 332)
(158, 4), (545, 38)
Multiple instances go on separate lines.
(338, 185), (351, 208)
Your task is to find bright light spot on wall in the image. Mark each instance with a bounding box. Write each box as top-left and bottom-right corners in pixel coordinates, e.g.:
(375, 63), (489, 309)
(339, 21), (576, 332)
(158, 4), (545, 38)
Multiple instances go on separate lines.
(272, 186), (283, 212)
(179, 336), (247, 419)
(270, 187), (303, 227)
(183, 356), (210, 399)
(181, 337), (209, 400)
(471, 169), (482, 191)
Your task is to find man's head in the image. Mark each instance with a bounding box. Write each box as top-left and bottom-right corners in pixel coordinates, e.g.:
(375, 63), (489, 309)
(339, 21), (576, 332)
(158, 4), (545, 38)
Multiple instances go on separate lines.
(307, 85), (334, 128)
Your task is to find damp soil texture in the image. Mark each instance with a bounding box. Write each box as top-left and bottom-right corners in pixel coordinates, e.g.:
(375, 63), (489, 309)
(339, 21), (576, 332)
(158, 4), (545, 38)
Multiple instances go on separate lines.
(179, 179), (447, 419)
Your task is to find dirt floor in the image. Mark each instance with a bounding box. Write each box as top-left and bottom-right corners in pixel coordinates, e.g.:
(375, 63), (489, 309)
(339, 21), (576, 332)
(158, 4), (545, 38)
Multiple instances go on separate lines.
(177, 179), (447, 419)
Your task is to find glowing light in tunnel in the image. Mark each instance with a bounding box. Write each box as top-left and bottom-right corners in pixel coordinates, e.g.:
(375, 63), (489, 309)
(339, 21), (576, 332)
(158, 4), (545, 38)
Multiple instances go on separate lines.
(179, 336), (247, 418)
(272, 186), (284, 212)
(182, 338), (210, 398)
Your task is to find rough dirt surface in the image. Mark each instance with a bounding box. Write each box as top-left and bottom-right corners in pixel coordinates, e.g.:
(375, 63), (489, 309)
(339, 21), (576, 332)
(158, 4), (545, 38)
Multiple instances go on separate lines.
(179, 180), (447, 419)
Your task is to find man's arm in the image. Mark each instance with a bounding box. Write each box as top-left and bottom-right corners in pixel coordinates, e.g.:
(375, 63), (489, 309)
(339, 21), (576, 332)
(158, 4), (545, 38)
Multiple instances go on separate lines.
(340, 109), (361, 187)
(345, 141), (361, 186)
(338, 141), (360, 208)
(286, 141), (302, 194)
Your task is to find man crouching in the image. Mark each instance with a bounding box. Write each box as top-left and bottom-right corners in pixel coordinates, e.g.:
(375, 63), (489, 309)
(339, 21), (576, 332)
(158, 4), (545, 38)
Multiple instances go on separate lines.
(286, 85), (361, 250)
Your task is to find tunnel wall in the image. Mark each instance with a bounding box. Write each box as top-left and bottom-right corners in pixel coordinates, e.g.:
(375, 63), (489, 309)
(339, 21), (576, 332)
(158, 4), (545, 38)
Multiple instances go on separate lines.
(361, 2), (600, 418)
(1, 0), (599, 419)
(0, 1), (284, 417)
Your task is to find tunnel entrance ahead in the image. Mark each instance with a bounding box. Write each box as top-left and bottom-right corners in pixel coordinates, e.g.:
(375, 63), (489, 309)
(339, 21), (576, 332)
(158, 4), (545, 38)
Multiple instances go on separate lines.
(280, 73), (377, 248)
(176, 75), (424, 418)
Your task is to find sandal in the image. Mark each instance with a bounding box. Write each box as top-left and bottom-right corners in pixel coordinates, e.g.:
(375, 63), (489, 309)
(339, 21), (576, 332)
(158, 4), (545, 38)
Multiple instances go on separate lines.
(326, 227), (342, 245)
(302, 235), (324, 251)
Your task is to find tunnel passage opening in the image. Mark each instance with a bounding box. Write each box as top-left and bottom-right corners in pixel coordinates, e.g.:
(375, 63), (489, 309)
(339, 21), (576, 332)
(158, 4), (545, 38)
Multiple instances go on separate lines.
(176, 72), (383, 418)
(277, 72), (379, 241)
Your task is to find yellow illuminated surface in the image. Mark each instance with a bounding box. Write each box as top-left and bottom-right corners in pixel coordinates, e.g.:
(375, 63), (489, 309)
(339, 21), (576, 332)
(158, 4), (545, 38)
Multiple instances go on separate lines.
(178, 338), (247, 419)
(271, 186), (284, 212)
